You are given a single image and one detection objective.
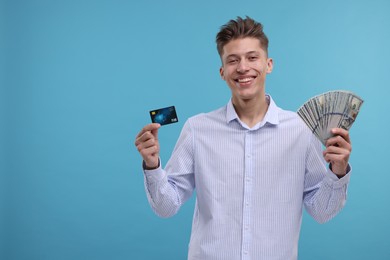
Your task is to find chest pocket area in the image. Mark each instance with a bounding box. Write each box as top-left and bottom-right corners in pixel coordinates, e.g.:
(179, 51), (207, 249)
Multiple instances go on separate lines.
(275, 168), (303, 203)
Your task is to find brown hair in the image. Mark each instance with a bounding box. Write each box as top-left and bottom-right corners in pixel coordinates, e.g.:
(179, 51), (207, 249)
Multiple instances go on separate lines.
(216, 16), (269, 57)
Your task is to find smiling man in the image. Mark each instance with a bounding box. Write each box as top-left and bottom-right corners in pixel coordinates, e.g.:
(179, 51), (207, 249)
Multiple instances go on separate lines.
(219, 36), (273, 128)
(135, 16), (352, 260)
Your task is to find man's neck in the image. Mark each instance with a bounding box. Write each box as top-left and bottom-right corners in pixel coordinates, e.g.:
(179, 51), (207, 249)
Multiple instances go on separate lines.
(232, 94), (269, 128)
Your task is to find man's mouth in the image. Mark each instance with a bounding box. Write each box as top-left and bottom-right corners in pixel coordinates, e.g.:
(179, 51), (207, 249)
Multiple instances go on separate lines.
(235, 76), (256, 84)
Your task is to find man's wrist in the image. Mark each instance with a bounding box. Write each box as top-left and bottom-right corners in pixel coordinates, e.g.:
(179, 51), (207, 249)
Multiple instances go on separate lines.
(143, 159), (160, 170)
(330, 163), (350, 178)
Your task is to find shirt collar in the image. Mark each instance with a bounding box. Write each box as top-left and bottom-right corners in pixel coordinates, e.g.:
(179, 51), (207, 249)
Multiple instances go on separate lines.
(226, 95), (280, 128)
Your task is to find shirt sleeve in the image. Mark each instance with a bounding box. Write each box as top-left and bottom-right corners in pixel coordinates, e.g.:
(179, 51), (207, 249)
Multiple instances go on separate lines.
(143, 120), (195, 218)
(303, 134), (352, 224)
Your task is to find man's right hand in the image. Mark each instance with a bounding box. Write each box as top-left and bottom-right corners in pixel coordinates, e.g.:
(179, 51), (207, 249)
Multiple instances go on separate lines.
(135, 123), (161, 169)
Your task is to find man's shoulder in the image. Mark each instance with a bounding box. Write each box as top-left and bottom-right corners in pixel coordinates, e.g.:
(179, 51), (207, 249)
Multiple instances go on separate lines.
(278, 107), (301, 121)
(272, 106), (317, 148)
(189, 105), (225, 121)
(186, 105), (227, 128)
(276, 106), (311, 132)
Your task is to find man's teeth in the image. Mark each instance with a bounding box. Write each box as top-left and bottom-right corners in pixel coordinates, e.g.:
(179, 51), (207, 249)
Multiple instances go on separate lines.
(237, 77), (253, 83)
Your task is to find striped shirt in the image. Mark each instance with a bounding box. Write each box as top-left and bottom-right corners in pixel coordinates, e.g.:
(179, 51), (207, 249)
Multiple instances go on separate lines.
(143, 96), (351, 260)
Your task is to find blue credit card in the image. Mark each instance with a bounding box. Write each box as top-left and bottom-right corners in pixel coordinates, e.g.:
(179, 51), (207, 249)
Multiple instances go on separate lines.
(149, 106), (178, 126)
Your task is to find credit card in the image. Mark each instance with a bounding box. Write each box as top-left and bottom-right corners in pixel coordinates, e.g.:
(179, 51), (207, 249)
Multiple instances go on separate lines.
(149, 106), (179, 126)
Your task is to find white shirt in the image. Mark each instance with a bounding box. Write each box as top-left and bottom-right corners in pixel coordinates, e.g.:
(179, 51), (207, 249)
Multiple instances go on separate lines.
(143, 96), (351, 260)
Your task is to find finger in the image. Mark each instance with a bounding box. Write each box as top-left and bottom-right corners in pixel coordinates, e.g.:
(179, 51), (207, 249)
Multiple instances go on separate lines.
(135, 131), (155, 146)
(135, 123), (161, 146)
(330, 128), (351, 144)
(151, 127), (160, 140)
(323, 146), (348, 158)
(139, 144), (160, 158)
(323, 153), (335, 163)
(326, 134), (351, 150)
(324, 145), (346, 154)
(323, 153), (348, 165)
(323, 146), (351, 161)
(136, 138), (158, 152)
(136, 123), (161, 139)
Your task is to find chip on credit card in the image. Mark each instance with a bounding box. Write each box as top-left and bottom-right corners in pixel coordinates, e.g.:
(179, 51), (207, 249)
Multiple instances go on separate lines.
(149, 106), (179, 126)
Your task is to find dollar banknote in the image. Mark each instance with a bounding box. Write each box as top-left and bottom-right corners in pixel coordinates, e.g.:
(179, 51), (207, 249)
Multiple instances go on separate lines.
(297, 90), (364, 145)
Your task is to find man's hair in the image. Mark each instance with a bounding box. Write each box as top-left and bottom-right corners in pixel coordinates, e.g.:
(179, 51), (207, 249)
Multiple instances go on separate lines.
(216, 16), (269, 57)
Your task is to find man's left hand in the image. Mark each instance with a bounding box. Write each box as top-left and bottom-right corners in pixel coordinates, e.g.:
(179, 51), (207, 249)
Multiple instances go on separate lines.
(323, 128), (352, 177)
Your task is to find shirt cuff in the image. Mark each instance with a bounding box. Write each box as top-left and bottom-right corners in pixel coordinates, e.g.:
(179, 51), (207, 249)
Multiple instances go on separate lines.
(324, 164), (352, 188)
(143, 162), (166, 183)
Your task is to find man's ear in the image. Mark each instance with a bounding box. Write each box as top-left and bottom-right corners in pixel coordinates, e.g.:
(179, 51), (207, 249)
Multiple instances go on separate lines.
(220, 67), (225, 80)
(266, 58), (274, 74)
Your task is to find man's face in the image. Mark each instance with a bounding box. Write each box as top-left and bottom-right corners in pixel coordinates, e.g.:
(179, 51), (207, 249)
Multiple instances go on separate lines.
(219, 37), (273, 102)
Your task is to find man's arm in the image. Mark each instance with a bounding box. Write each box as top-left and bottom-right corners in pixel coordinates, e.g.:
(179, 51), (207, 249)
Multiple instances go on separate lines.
(303, 128), (352, 223)
(134, 122), (195, 218)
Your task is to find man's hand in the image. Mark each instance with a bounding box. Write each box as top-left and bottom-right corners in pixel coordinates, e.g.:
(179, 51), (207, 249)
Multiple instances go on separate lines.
(323, 128), (352, 177)
(135, 123), (161, 169)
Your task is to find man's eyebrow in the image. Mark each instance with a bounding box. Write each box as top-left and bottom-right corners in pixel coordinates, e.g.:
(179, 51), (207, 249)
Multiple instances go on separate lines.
(246, 51), (260, 56)
(225, 51), (260, 59)
(225, 54), (239, 60)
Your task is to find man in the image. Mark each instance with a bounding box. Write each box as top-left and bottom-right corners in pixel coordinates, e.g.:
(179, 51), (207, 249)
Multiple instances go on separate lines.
(135, 16), (352, 260)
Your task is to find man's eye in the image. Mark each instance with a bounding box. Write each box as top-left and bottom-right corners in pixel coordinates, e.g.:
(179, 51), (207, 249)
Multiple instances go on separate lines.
(228, 59), (238, 64)
(249, 56), (258, 61)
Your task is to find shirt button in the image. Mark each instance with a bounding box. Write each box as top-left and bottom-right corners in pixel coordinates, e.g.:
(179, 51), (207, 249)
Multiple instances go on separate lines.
(244, 251), (248, 255)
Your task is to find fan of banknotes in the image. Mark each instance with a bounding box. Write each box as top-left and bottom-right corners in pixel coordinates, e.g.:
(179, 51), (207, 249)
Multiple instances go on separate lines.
(297, 90), (364, 145)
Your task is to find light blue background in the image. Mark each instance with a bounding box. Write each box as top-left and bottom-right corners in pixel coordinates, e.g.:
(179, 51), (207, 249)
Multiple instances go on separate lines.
(1, 0), (389, 259)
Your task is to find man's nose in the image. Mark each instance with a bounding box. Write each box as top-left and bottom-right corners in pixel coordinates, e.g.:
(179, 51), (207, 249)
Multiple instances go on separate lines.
(236, 59), (250, 73)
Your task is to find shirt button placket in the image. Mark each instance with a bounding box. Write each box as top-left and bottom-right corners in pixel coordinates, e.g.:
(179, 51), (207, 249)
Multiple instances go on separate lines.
(242, 131), (253, 260)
